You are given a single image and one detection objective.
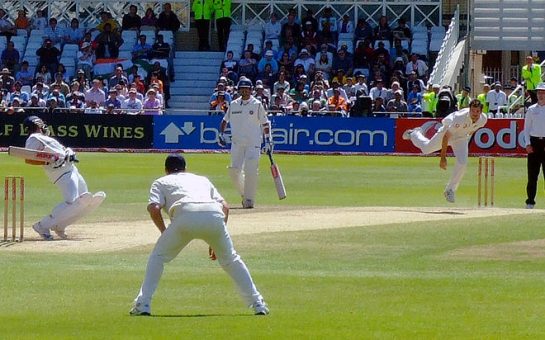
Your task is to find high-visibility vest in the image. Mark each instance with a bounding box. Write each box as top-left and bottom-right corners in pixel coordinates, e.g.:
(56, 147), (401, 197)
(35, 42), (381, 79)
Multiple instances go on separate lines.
(192, 0), (213, 20)
(214, 0), (231, 19)
(521, 63), (542, 90)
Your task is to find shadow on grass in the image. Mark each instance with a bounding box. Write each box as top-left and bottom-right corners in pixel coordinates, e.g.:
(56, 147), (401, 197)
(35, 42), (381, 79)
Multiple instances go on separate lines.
(149, 313), (252, 318)
(395, 209), (465, 216)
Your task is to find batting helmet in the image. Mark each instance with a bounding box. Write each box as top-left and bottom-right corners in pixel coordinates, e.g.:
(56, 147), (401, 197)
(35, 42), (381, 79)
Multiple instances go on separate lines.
(237, 77), (253, 89)
(23, 115), (47, 133)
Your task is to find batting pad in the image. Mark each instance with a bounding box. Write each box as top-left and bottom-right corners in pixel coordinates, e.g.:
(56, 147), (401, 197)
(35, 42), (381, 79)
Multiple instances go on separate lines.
(51, 192), (107, 232)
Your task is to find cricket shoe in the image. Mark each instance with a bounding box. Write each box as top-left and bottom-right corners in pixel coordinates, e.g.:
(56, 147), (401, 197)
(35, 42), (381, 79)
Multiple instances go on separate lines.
(32, 223), (54, 241)
(526, 203), (535, 209)
(242, 199), (254, 209)
(251, 299), (269, 315)
(129, 302), (151, 316)
(443, 189), (455, 203)
(402, 129), (414, 140)
(53, 228), (68, 240)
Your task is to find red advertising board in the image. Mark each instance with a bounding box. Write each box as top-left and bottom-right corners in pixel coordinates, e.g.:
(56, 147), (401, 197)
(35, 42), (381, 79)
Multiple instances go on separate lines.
(395, 118), (526, 155)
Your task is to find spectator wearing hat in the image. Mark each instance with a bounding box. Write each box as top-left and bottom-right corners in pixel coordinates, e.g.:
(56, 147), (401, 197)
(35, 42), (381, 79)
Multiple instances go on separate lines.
(122, 5), (142, 31)
(104, 88), (122, 109)
(302, 9), (319, 33)
(332, 48), (353, 76)
(486, 82), (507, 117)
(384, 81), (403, 103)
(36, 39), (61, 79)
(143, 89), (162, 115)
(261, 40), (277, 59)
(132, 35), (152, 61)
(254, 82), (270, 105)
(1, 41), (20, 73)
(422, 83), (441, 117)
(343, 76), (357, 99)
(122, 89), (143, 113)
(327, 87), (348, 116)
(407, 83), (423, 114)
(456, 86), (472, 110)
(0, 67), (15, 91)
(476, 83), (490, 115)
(405, 53), (428, 79)
(386, 90), (408, 112)
(273, 85), (293, 112)
(294, 49), (315, 75)
(369, 79), (388, 101)
(264, 12), (281, 41)
(28, 93), (46, 108)
(301, 20), (318, 54)
(210, 81), (232, 104)
(77, 42), (96, 80)
(15, 61), (34, 86)
(522, 55), (541, 104)
(209, 90), (229, 113)
(257, 50), (279, 74)
(85, 79), (106, 107)
(31, 81), (49, 99)
(353, 73), (368, 96)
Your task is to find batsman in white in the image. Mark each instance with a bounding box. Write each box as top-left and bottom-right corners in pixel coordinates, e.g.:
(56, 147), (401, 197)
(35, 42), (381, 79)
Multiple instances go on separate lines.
(130, 154), (269, 316)
(23, 116), (106, 240)
(218, 77), (272, 209)
(402, 99), (487, 203)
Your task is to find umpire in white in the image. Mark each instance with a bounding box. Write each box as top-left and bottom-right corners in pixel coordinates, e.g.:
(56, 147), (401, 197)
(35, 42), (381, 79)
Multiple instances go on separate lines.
(523, 83), (545, 209)
(219, 77), (273, 209)
(130, 154), (269, 316)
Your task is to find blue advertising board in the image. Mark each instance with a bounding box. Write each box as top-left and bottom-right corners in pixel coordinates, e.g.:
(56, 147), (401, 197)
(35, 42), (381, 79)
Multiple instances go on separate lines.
(153, 115), (396, 153)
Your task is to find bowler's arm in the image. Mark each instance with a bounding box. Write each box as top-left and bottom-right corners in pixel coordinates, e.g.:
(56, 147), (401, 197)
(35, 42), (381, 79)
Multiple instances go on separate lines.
(147, 203), (166, 233)
(439, 131), (451, 170)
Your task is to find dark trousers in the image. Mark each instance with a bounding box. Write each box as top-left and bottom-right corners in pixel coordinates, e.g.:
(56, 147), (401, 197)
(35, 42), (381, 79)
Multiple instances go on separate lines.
(96, 43), (119, 59)
(528, 90), (538, 105)
(526, 136), (545, 205)
(216, 17), (231, 52)
(195, 19), (210, 51)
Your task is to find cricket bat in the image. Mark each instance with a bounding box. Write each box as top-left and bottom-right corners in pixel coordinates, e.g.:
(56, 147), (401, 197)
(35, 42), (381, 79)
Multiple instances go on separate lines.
(267, 151), (287, 200)
(8, 146), (60, 163)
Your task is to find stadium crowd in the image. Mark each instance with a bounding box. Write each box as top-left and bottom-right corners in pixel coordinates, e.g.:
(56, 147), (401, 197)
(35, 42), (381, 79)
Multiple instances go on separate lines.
(0, 4), (179, 115)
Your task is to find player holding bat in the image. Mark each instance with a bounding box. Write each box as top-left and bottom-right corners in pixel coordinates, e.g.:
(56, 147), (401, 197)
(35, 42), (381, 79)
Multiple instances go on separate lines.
(218, 77), (273, 209)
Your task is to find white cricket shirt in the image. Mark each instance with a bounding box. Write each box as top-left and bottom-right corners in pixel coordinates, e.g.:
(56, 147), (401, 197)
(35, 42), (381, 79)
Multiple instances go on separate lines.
(523, 103), (545, 146)
(25, 133), (72, 183)
(223, 96), (269, 147)
(441, 108), (488, 141)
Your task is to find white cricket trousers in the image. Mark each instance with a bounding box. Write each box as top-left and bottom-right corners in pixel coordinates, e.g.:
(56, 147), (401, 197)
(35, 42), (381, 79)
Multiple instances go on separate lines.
(228, 142), (261, 201)
(410, 129), (469, 192)
(135, 202), (263, 308)
(39, 166), (89, 230)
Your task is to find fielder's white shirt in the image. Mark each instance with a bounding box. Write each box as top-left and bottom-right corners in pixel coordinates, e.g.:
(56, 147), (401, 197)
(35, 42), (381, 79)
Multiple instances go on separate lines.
(149, 172), (224, 216)
(223, 96), (269, 147)
(523, 103), (545, 145)
(441, 108), (488, 141)
(25, 133), (73, 183)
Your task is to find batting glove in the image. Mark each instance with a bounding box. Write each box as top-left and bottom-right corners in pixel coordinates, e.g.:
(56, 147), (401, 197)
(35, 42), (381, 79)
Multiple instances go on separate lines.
(262, 138), (274, 154)
(65, 148), (79, 163)
(218, 132), (227, 147)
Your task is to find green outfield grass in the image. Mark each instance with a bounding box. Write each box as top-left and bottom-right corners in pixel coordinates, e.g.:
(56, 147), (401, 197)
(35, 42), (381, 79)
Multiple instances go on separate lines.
(1, 153), (545, 338)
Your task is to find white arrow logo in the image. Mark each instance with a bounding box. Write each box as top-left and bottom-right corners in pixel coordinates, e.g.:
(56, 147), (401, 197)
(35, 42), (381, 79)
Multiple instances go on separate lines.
(160, 123), (184, 143)
(181, 122), (196, 135)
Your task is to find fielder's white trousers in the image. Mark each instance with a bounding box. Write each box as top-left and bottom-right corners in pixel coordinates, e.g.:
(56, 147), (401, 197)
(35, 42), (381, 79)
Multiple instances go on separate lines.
(410, 128), (469, 192)
(135, 202), (263, 309)
(39, 166), (89, 230)
(228, 142), (261, 201)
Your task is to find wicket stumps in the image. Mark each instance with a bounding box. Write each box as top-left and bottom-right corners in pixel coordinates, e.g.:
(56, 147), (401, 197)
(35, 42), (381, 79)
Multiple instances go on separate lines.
(477, 157), (495, 207)
(3, 176), (24, 242)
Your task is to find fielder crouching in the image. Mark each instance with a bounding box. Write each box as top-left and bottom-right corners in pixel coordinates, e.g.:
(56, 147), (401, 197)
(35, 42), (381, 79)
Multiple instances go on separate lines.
(218, 77), (273, 209)
(23, 116), (106, 240)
